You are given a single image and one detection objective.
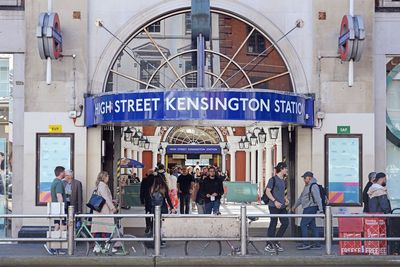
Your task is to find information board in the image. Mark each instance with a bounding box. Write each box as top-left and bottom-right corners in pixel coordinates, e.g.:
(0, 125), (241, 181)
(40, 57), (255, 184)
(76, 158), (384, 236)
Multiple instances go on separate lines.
(325, 134), (362, 206)
(36, 133), (74, 206)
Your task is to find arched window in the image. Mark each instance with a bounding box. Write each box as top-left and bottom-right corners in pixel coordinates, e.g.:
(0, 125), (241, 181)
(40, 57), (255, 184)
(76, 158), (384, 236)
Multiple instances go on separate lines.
(167, 127), (221, 144)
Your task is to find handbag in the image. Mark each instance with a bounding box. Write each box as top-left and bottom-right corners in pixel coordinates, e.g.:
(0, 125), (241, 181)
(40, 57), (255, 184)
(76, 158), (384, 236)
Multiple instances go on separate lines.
(86, 189), (105, 212)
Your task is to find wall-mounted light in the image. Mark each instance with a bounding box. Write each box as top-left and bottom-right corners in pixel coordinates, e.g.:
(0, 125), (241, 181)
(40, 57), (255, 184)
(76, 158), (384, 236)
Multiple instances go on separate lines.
(268, 127), (280, 140)
(123, 127), (133, 142)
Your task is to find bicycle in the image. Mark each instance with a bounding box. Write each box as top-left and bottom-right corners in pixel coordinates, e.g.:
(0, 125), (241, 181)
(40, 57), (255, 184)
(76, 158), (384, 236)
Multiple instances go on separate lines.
(75, 216), (146, 256)
(184, 216), (261, 256)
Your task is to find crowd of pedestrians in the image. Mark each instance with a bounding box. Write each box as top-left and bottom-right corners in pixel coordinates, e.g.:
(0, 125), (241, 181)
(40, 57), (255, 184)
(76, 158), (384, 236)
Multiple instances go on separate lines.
(44, 162), (393, 255)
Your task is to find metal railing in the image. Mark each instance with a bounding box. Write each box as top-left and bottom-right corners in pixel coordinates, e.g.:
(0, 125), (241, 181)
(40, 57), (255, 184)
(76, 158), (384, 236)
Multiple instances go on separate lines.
(1, 205), (400, 257)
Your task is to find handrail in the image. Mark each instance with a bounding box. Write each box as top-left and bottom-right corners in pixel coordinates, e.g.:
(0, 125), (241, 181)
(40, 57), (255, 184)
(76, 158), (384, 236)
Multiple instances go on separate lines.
(2, 205), (400, 257)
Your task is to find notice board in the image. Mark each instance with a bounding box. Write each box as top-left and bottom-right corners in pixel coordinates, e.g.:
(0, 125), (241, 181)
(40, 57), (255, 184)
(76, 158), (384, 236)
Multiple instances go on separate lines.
(325, 134), (362, 206)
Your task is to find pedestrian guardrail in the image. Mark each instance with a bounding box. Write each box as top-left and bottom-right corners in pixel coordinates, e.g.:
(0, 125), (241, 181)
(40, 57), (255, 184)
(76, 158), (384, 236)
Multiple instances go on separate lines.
(1, 205), (400, 256)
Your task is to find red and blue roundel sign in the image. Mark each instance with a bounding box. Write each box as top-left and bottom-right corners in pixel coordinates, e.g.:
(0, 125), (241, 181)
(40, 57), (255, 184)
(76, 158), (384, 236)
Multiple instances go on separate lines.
(338, 15), (365, 62)
(37, 12), (63, 60)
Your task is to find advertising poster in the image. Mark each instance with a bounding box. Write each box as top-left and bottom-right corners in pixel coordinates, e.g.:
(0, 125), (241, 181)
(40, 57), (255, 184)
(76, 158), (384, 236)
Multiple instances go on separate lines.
(37, 134), (73, 205)
(326, 134), (362, 206)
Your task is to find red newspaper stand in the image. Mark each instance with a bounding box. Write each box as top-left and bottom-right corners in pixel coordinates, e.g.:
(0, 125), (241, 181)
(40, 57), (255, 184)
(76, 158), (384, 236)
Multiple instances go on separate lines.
(338, 217), (363, 255)
(364, 217), (387, 255)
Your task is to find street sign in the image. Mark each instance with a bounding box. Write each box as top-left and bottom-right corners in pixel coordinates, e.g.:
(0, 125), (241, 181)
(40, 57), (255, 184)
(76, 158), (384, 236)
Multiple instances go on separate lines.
(337, 126), (351, 134)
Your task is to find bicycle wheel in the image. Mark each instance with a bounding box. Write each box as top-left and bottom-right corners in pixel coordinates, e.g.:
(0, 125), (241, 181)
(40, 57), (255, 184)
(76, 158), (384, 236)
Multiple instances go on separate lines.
(184, 240), (222, 256)
(120, 234), (147, 256)
(75, 228), (92, 256)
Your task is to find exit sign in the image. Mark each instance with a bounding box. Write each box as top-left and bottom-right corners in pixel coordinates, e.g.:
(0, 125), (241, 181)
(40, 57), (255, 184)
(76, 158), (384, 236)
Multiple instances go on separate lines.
(48, 124), (62, 133)
(337, 126), (350, 134)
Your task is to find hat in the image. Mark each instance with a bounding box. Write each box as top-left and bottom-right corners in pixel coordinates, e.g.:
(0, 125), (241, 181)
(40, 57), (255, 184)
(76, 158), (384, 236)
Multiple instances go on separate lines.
(374, 172), (386, 182)
(301, 171), (314, 178)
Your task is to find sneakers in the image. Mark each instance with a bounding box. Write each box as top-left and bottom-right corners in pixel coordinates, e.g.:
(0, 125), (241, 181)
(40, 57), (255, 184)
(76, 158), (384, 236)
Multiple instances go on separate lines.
(264, 243), (276, 253)
(160, 241), (167, 248)
(297, 243), (312, 250)
(311, 243), (322, 250)
(93, 244), (101, 253)
(43, 244), (56, 255)
(275, 242), (284, 252)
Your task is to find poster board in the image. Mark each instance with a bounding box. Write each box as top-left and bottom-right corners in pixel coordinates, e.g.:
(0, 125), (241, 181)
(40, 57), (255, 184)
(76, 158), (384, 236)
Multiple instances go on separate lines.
(325, 134), (362, 206)
(36, 133), (74, 206)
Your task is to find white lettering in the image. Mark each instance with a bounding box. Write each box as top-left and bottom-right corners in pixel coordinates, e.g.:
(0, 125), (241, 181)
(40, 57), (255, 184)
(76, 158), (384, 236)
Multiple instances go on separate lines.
(285, 101), (292, 113)
(260, 99), (270, 111)
(115, 100), (120, 113)
(215, 97), (227, 110)
(240, 98), (249, 111)
(228, 98), (239, 111)
(274, 100), (280, 112)
(143, 98), (151, 111)
(166, 98), (175, 110)
(128, 99), (135, 112)
(248, 99), (259, 111)
(120, 99), (127, 112)
(177, 98), (186, 110)
(200, 97), (209, 110)
(152, 98), (160, 111)
(187, 97), (199, 110)
(136, 99), (143, 112)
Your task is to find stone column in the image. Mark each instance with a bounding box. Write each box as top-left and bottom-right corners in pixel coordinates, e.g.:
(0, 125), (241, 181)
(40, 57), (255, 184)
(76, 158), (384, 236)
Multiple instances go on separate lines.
(276, 128), (283, 163)
(250, 147), (256, 184)
(138, 149), (143, 179)
(152, 147), (158, 169)
(257, 145), (263, 194)
(245, 150), (250, 182)
(229, 149), (236, 182)
(220, 142), (226, 173)
(265, 143), (273, 182)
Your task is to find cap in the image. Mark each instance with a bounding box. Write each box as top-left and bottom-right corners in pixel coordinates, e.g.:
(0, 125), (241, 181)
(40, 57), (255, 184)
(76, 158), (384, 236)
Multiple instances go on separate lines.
(301, 171), (314, 178)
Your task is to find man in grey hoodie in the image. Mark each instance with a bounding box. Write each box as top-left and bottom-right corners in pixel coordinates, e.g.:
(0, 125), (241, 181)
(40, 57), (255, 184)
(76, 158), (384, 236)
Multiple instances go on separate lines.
(367, 172), (391, 214)
(292, 171), (323, 250)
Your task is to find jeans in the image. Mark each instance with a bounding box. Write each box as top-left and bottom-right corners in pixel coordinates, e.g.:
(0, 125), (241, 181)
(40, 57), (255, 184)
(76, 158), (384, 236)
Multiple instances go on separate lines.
(144, 202), (153, 229)
(204, 200), (220, 214)
(179, 193), (191, 214)
(267, 206), (289, 245)
(300, 206), (319, 245)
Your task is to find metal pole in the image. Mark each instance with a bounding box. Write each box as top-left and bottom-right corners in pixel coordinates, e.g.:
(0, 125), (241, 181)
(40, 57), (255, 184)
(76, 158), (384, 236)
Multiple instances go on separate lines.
(154, 205), (161, 256)
(325, 206), (332, 255)
(197, 33), (205, 88)
(240, 205), (247, 256)
(67, 206), (75, 256)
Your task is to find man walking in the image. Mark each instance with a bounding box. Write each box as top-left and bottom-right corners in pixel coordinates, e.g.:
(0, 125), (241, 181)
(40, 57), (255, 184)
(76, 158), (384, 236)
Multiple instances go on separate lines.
(140, 169), (155, 233)
(63, 170), (83, 214)
(202, 166), (224, 214)
(292, 171), (323, 250)
(368, 172), (391, 213)
(177, 166), (194, 214)
(264, 162), (289, 253)
(44, 166), (66, 255)
(50, 166), (66, 230)
(362, 172), (376, 212)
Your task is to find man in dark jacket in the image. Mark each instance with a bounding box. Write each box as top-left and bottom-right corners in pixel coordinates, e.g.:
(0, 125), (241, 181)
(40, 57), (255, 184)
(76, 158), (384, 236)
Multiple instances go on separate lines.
(140, 169), (155, 233)
(201, 166), (224, 214)
(362, 172), (376, 212)
(367, 172), (391, 214)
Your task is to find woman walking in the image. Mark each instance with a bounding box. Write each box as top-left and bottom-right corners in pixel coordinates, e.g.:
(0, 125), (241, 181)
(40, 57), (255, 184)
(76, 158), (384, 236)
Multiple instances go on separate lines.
(91, 171), (117, 253)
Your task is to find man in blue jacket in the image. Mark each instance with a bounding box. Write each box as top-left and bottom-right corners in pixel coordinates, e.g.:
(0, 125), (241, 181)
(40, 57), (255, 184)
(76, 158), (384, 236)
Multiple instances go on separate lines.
(367, 172), (391, 214)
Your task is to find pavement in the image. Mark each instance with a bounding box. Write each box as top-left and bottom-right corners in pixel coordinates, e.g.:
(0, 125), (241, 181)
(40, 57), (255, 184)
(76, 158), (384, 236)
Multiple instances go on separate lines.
(0, 203), (400, 266)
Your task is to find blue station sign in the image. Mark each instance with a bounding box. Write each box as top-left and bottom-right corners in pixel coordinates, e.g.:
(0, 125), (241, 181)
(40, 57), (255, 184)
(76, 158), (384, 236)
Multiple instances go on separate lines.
(85, 89), (314, 127)
(167, 145), (221, 154)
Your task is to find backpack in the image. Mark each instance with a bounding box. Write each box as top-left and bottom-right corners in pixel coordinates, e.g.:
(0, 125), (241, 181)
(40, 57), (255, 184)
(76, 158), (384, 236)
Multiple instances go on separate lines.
(151, 191), (164, 207)
(309, 183), (328, 213)
(261, 176), (276, 205)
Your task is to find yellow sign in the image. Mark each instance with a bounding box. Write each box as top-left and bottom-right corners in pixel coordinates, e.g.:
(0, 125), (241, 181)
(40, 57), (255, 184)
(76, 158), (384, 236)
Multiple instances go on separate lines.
(48, 125), (62, 133)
